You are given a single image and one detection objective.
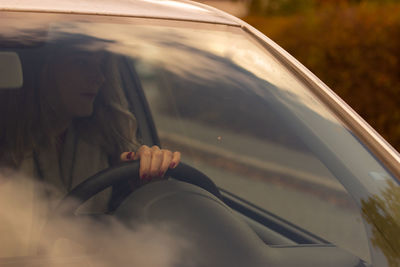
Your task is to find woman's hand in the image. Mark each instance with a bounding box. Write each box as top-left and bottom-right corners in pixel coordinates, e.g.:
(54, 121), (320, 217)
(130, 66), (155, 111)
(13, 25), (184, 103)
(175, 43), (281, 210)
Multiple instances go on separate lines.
(120, 145), (181, 180)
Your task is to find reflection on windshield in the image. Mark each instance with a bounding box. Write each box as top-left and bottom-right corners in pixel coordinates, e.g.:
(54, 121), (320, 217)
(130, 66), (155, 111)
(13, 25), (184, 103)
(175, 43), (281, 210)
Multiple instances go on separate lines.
(362, 179), (400, 267)
(1, 12), (399, 266)
(0, 170), (188, 265)
(61, 21), (338, 124)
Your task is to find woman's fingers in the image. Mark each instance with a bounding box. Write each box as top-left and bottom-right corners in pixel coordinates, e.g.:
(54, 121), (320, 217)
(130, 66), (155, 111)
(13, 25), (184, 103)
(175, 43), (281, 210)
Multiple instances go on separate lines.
(148, 146), (163, 178)
(159, 149), (173, 177)
(171, 151), (181, 169)
(137, 145), (152, 180)
(120, 145), (181, 181)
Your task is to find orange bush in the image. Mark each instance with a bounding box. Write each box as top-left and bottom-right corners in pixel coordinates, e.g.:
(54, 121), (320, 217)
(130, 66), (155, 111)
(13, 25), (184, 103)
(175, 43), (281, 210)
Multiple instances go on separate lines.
(243, 2), (400, 152)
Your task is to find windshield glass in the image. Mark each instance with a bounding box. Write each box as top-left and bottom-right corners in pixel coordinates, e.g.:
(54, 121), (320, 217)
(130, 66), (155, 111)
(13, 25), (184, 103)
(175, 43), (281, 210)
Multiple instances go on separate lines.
(0, 11), (399, 266)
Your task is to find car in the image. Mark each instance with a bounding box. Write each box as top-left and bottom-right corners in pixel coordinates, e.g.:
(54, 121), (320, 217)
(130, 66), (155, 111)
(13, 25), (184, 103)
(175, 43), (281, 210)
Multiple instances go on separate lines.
(0, 0), (399, 266)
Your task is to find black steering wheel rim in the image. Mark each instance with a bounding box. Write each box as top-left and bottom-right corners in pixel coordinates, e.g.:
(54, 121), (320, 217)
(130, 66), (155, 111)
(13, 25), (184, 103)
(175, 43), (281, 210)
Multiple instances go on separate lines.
(57, 161), (221, 215)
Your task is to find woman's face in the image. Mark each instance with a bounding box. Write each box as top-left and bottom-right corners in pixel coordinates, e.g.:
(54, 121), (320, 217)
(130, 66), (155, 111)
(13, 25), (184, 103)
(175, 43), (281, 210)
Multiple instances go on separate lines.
(52, 51), (105, 118)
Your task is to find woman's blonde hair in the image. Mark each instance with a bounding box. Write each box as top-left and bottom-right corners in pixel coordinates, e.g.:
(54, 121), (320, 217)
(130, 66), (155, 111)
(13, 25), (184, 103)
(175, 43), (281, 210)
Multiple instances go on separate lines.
(76, 54), (140, 156)
(0, 48), (139, 168)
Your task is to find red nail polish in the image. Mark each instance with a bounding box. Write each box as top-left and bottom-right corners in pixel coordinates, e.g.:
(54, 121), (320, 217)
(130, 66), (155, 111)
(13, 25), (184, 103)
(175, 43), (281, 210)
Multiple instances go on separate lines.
(127, 152), (133, 160)
(170, 163), (175, 169)
(141, 174), (146, 180)
(159, 171), (163, 177)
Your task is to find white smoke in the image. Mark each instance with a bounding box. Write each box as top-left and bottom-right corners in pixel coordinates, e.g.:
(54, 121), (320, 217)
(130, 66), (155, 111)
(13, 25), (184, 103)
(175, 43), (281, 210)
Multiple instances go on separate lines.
(0, 169), (189, 267)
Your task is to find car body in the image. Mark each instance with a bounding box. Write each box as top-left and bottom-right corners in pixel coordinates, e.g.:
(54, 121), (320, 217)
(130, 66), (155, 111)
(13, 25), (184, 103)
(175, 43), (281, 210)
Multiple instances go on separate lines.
(0, 0), (399, 266)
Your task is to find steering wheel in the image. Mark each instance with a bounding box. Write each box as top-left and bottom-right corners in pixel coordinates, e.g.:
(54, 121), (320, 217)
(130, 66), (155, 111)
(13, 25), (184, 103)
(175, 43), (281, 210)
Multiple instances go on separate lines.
(56, 161), (221, 216)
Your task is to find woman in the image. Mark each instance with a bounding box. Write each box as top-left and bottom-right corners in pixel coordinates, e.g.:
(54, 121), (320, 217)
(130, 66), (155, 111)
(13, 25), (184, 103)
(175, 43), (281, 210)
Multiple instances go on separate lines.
(0, 41), (180, 212)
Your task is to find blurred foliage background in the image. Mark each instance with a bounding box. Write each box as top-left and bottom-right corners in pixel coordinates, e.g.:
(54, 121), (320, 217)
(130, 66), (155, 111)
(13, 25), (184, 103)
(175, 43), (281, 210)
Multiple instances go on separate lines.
(241, 0), (400, 152)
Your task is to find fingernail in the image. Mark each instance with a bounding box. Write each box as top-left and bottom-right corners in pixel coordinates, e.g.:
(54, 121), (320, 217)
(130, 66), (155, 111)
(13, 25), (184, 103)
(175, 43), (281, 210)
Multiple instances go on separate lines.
(126, 152), (133, 160)
(141, 174), (146, 180)
(159, 171), (163, 177)
(169, 163), (175, 169)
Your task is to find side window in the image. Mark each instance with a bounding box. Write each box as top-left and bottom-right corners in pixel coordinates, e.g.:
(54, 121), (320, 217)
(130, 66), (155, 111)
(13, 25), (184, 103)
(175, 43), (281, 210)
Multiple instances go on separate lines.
(135, 59), (370, 262)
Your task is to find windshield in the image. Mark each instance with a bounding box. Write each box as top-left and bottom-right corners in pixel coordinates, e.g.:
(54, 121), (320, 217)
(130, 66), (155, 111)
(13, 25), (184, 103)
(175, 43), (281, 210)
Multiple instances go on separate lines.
(0, 11), (399, 267)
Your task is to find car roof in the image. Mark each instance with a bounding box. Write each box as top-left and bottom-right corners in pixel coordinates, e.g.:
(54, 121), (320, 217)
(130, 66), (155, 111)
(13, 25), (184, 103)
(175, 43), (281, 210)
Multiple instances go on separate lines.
(0, 0), (240, 26)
